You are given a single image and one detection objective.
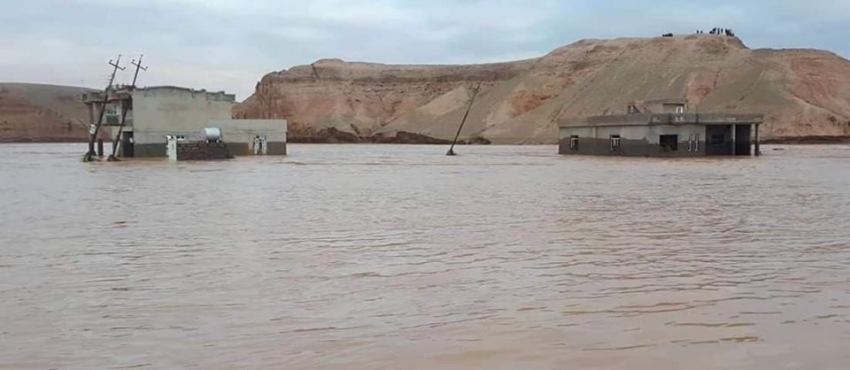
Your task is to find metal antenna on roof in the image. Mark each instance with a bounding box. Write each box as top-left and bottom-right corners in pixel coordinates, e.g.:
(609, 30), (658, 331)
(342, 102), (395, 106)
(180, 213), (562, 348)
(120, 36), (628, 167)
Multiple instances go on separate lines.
(446, 84), (481, 156)
(84, 55), (125, 162)
(108, 55), (148, 160)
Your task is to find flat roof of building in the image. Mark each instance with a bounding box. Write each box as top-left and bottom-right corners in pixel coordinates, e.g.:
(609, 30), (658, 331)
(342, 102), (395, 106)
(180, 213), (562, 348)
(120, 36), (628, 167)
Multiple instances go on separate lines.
(136, 85), (230, 95)
(82, 85), (236, 104)
(641, 98), (688, 105)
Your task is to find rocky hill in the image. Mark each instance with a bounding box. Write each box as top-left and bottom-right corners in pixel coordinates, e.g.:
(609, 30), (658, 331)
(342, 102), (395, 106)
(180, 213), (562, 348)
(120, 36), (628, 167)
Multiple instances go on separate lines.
(235, 34), (850, 143)
(0, 83), (93, 142)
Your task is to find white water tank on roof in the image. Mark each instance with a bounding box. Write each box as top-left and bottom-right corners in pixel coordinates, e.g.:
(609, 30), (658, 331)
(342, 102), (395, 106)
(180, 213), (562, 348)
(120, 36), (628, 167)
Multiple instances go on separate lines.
(203, 127), (222, 142)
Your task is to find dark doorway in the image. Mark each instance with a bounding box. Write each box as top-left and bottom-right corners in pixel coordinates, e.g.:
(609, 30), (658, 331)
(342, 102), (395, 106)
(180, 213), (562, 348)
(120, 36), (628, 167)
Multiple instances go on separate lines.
(735, 124), (751, 156)
(659, 134), (678, 152)
(706, 125), (733, 155)
(122, 131), (134, 157)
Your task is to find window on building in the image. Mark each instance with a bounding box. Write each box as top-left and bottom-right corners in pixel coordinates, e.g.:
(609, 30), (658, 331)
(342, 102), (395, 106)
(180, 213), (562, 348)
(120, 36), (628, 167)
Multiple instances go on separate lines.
(660, 134), (678, 151)
(687, 133), (702, 152)
(610, 135), (621, 151)
(569, 135), (579, 150)
(675, 105), (685, 114)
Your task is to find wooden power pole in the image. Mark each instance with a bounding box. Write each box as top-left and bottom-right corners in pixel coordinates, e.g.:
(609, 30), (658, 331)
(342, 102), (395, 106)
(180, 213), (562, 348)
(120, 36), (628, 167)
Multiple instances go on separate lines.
(84, 55), (125, 162)
(108, 55), (147, 161)
(447, 84), (481, 156)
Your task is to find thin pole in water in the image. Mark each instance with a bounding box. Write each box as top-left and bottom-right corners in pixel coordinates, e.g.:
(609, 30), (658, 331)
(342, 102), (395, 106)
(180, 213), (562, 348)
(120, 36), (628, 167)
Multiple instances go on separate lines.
(447, 84), (481, 156)
(84, 55), (125, 162)
(109, 55), (147, 161)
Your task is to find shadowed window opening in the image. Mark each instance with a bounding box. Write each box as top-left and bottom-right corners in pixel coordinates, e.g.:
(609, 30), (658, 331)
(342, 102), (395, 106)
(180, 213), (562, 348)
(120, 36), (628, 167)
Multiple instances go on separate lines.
(660, 134), (678, 151)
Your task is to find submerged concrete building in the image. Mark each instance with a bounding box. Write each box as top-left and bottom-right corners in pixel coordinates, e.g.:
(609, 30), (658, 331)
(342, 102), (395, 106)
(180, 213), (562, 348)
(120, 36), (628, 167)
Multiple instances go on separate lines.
(559, 99), (764, 157)
(83, 86), (287, 158)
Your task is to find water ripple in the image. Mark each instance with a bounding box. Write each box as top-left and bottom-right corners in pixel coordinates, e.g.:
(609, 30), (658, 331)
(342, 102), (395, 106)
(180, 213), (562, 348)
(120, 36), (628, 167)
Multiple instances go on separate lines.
(1, 143), (849, 369)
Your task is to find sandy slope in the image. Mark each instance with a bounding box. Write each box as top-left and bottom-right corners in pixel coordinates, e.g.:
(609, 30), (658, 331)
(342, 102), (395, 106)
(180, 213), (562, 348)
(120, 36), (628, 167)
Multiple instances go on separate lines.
(0, 83), (92, 142)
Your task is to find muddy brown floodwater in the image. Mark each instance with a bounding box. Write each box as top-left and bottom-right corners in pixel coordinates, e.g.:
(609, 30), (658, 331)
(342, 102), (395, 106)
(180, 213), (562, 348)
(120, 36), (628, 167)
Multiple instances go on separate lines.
(1, 144), (849, 369)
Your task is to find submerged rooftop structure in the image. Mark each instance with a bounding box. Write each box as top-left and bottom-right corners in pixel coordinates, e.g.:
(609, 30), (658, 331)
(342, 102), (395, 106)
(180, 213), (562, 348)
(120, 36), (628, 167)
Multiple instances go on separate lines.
(559, 99), (764, 157)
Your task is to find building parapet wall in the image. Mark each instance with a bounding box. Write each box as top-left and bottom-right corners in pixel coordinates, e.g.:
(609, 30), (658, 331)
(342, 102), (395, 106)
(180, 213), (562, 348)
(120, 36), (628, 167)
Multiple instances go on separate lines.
(135, 86), (236, 102)
(83, 85), (235, 104)
(584, 114), (652, 126)
(686, 113), (764, 123)
(562, 113), (764, 128)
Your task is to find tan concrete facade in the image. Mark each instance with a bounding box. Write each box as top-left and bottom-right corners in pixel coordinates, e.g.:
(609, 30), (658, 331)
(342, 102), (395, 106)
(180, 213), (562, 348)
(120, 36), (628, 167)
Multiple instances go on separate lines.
(559, 123), (709, 157)
(559, 100), (764, 157)
(103, 86), (287, 158)
(129, 86), (235, 146)
(208, 119), (288, 155)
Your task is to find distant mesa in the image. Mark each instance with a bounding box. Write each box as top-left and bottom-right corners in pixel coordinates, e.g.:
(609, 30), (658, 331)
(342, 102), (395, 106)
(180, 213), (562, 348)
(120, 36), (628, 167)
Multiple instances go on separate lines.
(313, 58), (346, 64)
(235, 34), (850, 144)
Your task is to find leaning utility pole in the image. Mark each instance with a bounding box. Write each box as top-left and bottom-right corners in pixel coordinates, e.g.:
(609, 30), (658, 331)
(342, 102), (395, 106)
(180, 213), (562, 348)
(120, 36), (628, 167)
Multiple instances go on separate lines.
(84, 55), (125, 162)
(446, 84), (481, 156)
(108, 55), (147, 160)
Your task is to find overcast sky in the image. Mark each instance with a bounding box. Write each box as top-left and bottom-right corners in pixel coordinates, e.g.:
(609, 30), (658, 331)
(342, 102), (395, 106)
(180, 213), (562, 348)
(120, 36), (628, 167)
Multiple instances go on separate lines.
(1, 0), (848, 100)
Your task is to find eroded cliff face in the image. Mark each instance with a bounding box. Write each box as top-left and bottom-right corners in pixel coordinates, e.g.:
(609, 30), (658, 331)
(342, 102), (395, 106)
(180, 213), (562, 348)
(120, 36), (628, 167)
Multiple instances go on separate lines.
(0, 84), (92, 142)
(233, 58), (531, 142)
(235, 35), (850, 143)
